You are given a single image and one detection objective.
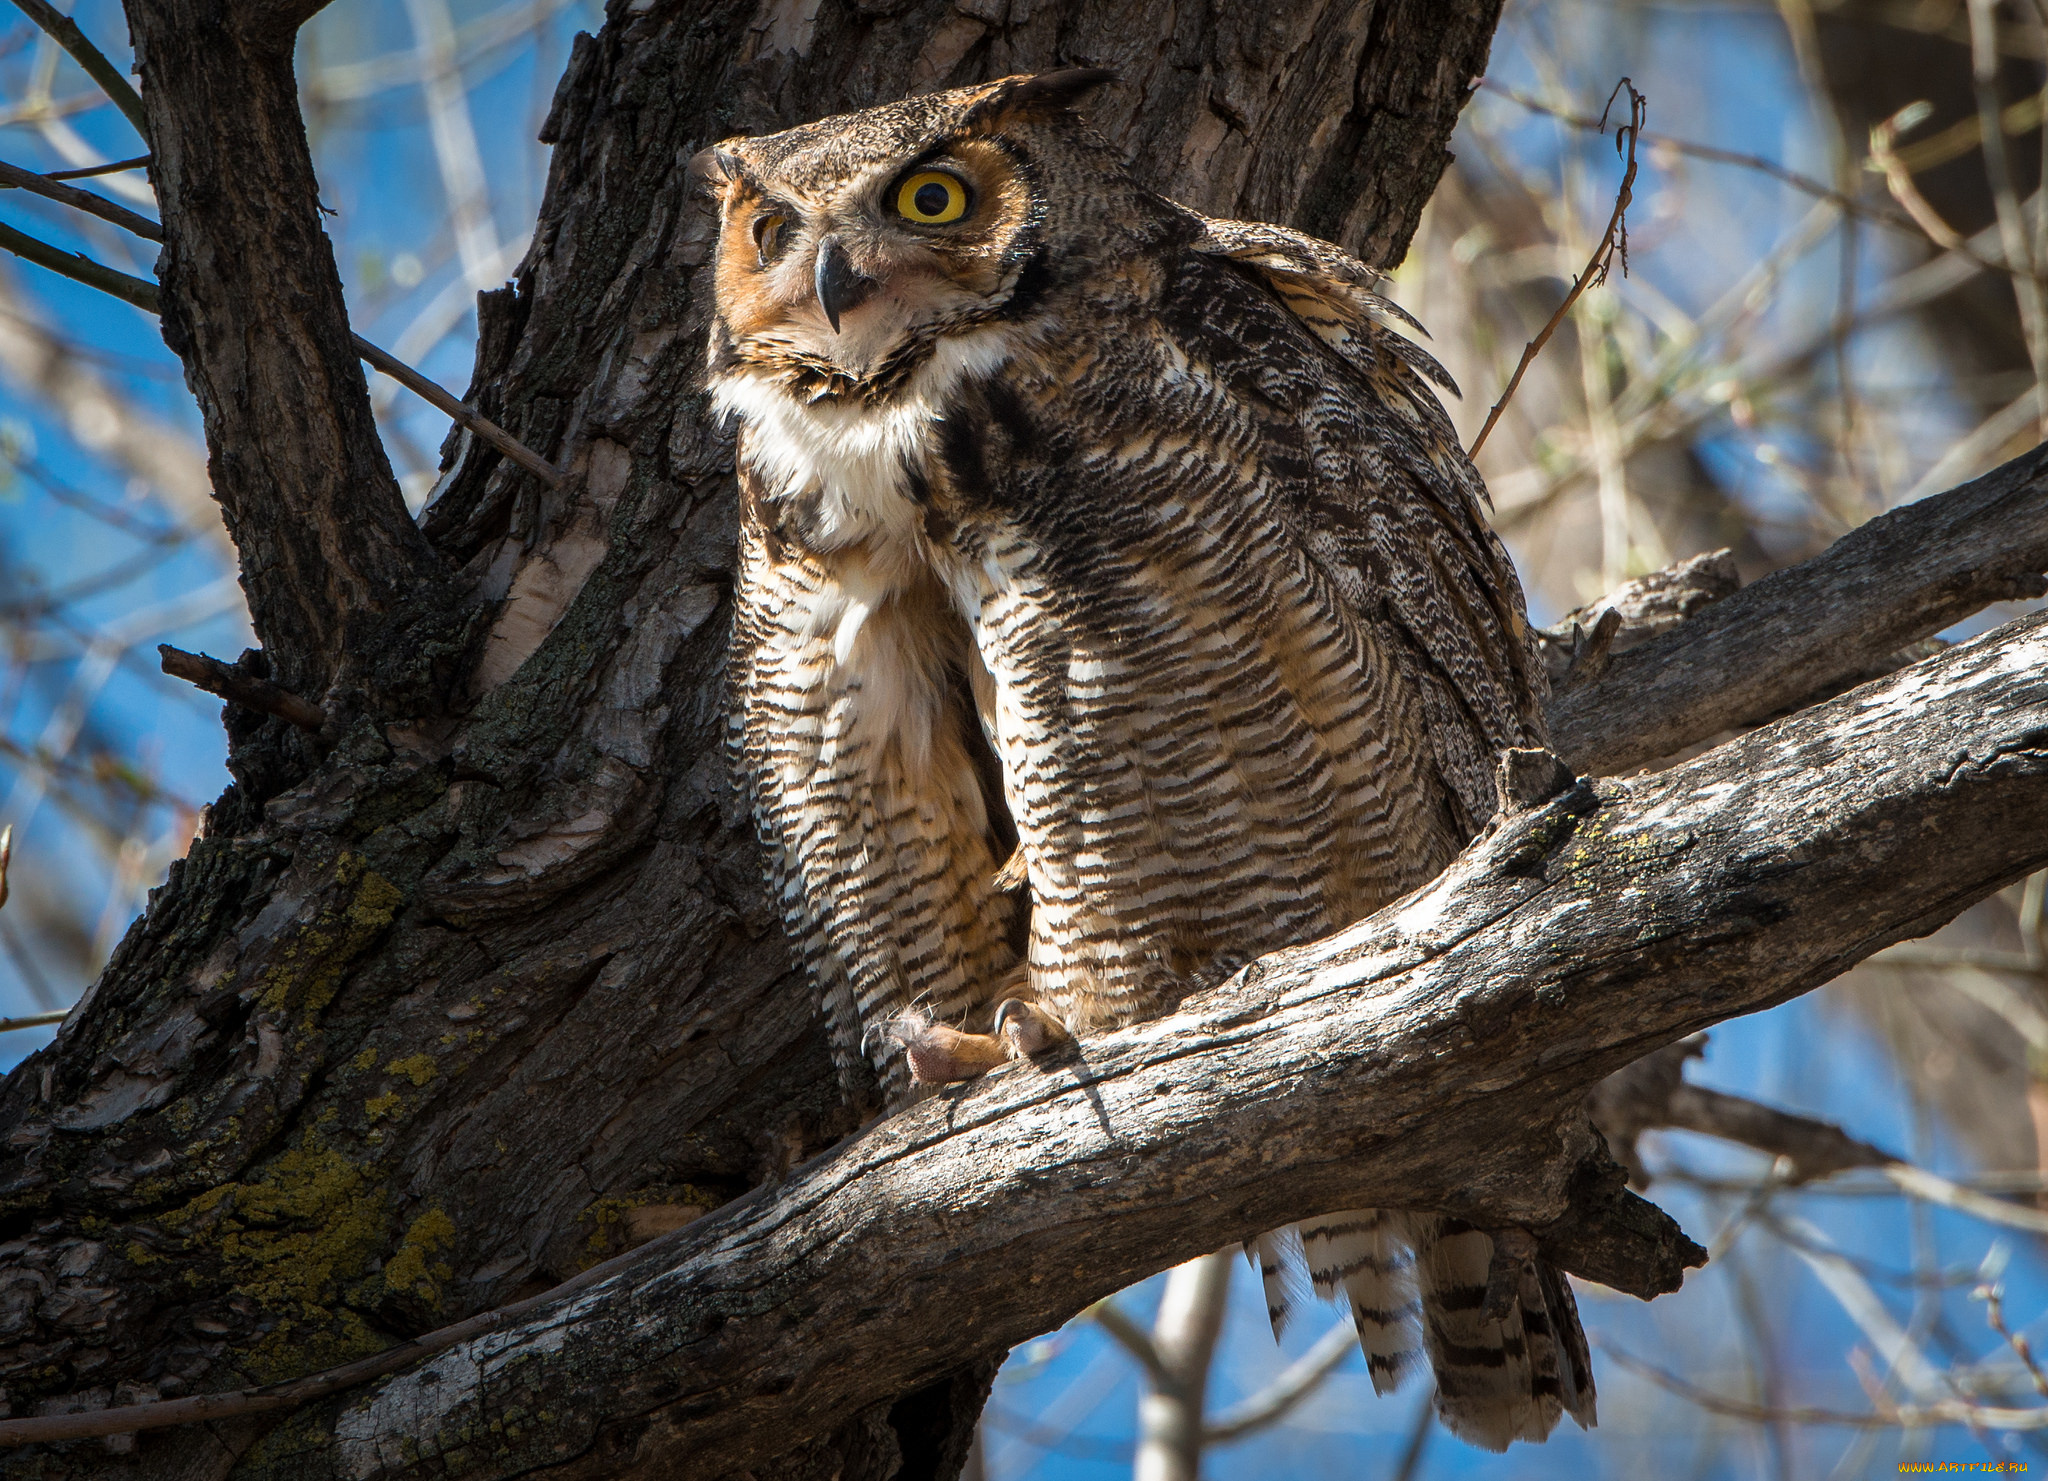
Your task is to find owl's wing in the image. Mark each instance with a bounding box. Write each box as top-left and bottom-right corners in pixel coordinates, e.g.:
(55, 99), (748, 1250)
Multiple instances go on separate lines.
(1185, 215), (1462, 398)
(729, 465), (1021, 1108)
(1185, 212), (1550, 832)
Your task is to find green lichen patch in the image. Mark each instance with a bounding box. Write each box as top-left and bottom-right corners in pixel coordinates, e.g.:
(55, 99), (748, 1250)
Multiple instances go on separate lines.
(156, 1124), (394, 1381)
(384, 1206), (457, 1308)
(255, 854), (405, 1023)
(383, 1052), (438, 1087)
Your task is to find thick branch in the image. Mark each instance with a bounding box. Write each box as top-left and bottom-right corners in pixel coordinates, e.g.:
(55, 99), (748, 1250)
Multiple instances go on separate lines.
(119, 0), (444, 694)
(203, 610), (2048, 1480)
(1548, 443), (2048, 773)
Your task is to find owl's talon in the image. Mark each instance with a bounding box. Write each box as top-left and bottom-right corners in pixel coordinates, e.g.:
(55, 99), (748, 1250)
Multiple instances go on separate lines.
(889, 1012), (1010, 1083)
(993, 998), (1069, 1057)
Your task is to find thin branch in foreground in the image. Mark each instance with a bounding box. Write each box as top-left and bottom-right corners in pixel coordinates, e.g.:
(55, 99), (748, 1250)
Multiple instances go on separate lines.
(0, 218), (157, 311)
(156, 646), (327, 734)
(1469, 78), (1645, 457)
(42, 153), (148, 181)
(0, 222), (566, 485)
(350, 334), (566, 487)
(1869, 105), (1974, 255)
(0, 822), (10, 912)
(0, 157), (160, 239)
(2, 0), (149, 139)
(0, 1009), (66, 1034)
(1593, 1036), (2048, 1234)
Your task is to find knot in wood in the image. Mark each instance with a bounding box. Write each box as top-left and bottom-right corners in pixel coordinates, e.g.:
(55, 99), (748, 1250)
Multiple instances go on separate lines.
(1495, 746), (1577, 813)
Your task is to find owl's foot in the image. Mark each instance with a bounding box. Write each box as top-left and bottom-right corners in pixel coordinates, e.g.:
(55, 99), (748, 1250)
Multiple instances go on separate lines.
(994, 998), (1070, 1058)
(890, 1012), (1011, 1084)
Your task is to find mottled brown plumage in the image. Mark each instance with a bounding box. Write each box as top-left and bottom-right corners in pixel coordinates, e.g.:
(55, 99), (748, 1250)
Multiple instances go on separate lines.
(702, 71), (1590, 1450)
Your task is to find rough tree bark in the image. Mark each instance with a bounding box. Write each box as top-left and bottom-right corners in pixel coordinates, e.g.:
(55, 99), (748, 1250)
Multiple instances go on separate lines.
(0, 3), (1515, 1479)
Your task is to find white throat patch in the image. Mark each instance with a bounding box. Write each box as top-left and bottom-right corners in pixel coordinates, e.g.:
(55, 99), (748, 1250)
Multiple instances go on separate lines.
(710, 324), (1023, 557)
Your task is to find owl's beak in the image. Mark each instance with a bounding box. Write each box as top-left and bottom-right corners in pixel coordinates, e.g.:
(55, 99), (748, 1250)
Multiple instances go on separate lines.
(813, 234), (875, 334)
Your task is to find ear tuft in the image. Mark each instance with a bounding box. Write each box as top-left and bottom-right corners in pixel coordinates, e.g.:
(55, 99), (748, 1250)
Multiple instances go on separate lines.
(968, 67), (1116, 128)
(686, 146), (744, 195)
(1006, 66), (1117, 111)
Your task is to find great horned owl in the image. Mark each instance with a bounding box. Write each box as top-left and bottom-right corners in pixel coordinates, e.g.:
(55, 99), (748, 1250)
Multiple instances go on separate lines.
(700, 70), (1591, 1450)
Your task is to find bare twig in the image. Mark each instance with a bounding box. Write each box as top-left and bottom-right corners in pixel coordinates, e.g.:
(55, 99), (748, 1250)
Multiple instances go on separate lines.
(0, 223), (565, 485)
(42, 152), (147, 181)
(2, 0), (148, 138)
(0, 218), (157, 311)
(1469, 78), (1644, 457)
(156, 645), (327, 733)
(1485, 78), (2048, 285)
(1593, 1036), (2048, 1235)
(0, 822), (10, 912)
(350, 334), (563, 486)
(1089, 1299), (1174, 1390)
(1870, 104), (1972, 254)
(1971, 0), (2048, 436)
(1201, 1318), (1355, 1443)
(0, 157), (160, 239)
(1980, 1282), (2048, 1400)
(0, 1009), (66, 1034)
(1389, 1387), (1436, 1481)
(1601, 1342), (2048, 1430)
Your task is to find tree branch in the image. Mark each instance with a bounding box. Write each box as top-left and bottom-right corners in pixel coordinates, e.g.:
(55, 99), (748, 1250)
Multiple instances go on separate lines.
(1202, 1319), (1356, 1443)
(3, 0), (150, 139)
(1592, 1035), (2048, 1234)
(1548, 443), (2048, 772)
(0, 158), (161, 239)
(36, 604), (2036, 1476)
(116, 0), (445, 696)
(158, 644), (328, 733)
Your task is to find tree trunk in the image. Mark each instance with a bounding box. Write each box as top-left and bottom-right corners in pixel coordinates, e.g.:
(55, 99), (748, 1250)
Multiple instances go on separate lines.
(0, 2), (1506, 1477)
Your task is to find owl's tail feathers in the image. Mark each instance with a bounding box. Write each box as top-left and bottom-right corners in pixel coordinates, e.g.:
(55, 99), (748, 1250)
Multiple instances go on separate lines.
(1298, 1208), (1424, 1394)
(1243, 1227), (1311, 1340)
(1412, 1217), (1597, 1452)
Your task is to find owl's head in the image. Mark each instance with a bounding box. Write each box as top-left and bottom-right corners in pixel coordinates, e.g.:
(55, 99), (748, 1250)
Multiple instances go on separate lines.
(696, 69), (1176, 400)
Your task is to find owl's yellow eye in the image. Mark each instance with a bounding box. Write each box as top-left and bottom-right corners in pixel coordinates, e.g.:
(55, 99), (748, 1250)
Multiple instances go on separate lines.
(754, 212), (788, 262)
(895, 171), (970, 225)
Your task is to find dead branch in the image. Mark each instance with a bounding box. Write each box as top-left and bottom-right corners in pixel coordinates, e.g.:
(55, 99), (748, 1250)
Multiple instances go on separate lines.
(1468, 79), (1645, 456)
(1592, 1035), (2048, 1236)
(12, 601), (2043, 1471)
(0, 1010), (67, 1034)
(157, 645), (327, 734)
(1546, 441), (2048, 773)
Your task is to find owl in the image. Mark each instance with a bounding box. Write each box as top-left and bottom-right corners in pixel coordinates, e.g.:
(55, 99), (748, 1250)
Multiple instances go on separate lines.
(699, 70), (1591, 1450)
